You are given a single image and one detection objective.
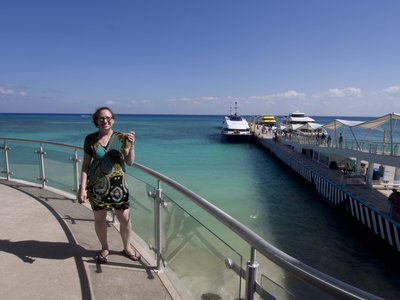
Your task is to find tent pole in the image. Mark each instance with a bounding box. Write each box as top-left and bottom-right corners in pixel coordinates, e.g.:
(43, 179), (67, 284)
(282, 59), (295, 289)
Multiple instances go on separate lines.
(350, 127), (360, 150)
(390, 113), (393, 156)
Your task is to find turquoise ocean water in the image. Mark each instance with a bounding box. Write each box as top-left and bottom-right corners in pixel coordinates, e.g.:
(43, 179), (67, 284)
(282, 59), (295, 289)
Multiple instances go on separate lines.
(1, 113), (399, 298)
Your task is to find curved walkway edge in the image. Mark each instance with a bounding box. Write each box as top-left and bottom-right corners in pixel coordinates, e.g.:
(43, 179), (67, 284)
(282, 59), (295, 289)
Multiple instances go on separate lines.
(0, 179), (174, 300)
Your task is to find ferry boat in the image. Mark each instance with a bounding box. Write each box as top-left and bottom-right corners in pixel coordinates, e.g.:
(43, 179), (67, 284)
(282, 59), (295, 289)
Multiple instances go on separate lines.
(286, 110), (315, 125)
(257, 115), (277, 128)
(221, 102), (251, 142)
(283, 111), (327, 136)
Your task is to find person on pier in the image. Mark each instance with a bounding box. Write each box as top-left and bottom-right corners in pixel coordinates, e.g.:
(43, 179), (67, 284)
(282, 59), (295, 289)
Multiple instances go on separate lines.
(78, 107), (140, 264)
(327, 135), (332, 147)
(338, 133), (343, 148)
(388, 189), (400, 221)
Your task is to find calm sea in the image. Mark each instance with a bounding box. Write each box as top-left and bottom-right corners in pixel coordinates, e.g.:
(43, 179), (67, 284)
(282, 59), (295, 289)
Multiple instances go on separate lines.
(0, 113), (399, 298)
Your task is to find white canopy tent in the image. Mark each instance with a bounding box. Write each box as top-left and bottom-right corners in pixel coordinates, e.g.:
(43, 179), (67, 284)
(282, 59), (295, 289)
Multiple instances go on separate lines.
(322, 113), (399, 155)
(356, 113), (400, 155)
(356, 113), (400, 129)
(289, 116), (315, 124)
(323, 119), (365, 130)
(278, 124), (301, 131)
(282, 124), (303, 131)
(297, 122), (324, 131)
(278, 125), (287, 131)
(323, 119), (365, 149)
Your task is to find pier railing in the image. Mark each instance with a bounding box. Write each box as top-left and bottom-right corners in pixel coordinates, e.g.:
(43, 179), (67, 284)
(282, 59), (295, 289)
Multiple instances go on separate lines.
(280, 134), (400, 156)
(0, 137), (382, 300)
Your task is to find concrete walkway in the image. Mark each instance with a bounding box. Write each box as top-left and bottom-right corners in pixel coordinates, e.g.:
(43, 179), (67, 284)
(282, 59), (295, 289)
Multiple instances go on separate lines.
(0, 180), (174, 300)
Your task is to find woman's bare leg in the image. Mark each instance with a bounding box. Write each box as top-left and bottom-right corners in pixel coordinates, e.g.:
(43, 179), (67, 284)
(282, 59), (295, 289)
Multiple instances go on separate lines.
(115, 208), (134, 252)
(94, 209), (109, 254)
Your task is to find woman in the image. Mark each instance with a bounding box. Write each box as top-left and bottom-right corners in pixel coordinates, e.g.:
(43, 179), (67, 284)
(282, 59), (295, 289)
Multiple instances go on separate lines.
(78, 107), (140, 264)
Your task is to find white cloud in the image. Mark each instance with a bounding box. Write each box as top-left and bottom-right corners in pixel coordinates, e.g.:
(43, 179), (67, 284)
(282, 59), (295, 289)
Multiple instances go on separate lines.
(380, 86), (400, 95)
(168, 97), (201, 105)
(250, 90), (306, 100)
(130, 99), (151, 104)
(105, 100), (117, 105)
(321, 87), (362, 98)
(0, 85), (28, 98)
(0, 86), (16, 96)
(249, 96), (265, 100)
(279, 90), (306, 99)
(201, 96), (218, 101)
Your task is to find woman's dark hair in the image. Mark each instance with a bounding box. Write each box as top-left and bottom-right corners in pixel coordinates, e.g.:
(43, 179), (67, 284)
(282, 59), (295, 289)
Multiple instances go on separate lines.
(92, 106), (116, 127)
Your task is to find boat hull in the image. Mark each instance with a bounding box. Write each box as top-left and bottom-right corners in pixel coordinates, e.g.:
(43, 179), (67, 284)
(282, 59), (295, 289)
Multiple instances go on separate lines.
(221, 131), (252, 142)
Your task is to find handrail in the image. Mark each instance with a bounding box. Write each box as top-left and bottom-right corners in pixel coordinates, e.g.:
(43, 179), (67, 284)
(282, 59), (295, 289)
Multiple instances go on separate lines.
(279, 134), (400, 157)
(0, 137), (81, 150)
(0, 137), (382, 300)
(132, 163), (380, 300)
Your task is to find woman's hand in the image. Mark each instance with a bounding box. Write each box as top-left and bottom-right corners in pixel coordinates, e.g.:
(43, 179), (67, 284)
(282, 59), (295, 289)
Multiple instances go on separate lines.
(124, 131), (135, 149)
(78, 187), (88, 204)
(123, 131), (136, 165)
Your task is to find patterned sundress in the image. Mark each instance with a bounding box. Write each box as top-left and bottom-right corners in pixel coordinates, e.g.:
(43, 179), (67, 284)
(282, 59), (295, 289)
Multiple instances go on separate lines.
(84, 131), (130, 211)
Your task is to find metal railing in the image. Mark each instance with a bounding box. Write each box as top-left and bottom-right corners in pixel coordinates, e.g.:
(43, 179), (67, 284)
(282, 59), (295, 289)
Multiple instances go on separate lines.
(0, 137), (382, 300)
(278, 134), (400, 156)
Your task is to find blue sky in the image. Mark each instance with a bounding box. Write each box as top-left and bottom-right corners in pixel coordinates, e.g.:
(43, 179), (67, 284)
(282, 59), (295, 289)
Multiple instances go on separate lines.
(1, 0), (399, 116)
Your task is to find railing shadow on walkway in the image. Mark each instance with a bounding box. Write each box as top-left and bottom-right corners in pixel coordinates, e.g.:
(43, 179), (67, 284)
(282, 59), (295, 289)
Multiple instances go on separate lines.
(0, 180), (173, 300)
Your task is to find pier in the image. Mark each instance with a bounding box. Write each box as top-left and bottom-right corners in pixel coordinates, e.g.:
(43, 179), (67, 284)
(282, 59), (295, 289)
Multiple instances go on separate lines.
(252, 127), (400, 253)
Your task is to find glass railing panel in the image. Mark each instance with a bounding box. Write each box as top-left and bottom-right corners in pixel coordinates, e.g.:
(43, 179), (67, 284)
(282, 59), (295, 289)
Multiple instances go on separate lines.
(0, 144), (5, 178)
(160, 183), (249, 254)
(42, 146), (79, 194)
(156, 185), (217, 227)
(161, 193), (242, 299)
(6, 141), (41, 183)
(383, 144), (391, 155)
(258, 254), (339, 300)
(260, 273), (294, 300)
(127, 175), (156, 259)
(376, 144), (383, 155)
(359, 141), (368, 152)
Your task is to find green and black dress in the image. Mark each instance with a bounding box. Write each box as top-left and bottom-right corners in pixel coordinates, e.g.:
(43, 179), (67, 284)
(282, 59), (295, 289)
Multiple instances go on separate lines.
(84, 131), (130, 211)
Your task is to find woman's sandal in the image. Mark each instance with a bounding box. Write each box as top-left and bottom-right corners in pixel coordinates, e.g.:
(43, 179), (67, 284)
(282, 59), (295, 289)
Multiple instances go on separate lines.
(122, 249), (141, 261)
(96, 250), (109, 264)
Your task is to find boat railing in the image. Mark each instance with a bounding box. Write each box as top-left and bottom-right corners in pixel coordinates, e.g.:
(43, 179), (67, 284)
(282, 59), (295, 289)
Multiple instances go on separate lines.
(0, 137), (383, 300)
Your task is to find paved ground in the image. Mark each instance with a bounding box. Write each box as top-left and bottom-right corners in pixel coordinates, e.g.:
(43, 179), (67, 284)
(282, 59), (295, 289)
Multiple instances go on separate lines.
(0, 180), (175, 300)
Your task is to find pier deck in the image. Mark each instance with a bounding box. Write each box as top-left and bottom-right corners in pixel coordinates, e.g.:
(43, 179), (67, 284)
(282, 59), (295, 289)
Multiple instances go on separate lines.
(254, 130), (400, 252)
(257, 136), (392, 214)
(0, 180), (174, 300)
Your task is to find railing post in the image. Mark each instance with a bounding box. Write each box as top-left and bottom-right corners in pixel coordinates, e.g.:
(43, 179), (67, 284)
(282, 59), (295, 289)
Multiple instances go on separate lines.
(35, 144), (47, 189)
(155, 180), (163, 270)
(70, 149), (81, 195)
(2, 141), (11, 180)
(245, 246), (260, 300)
